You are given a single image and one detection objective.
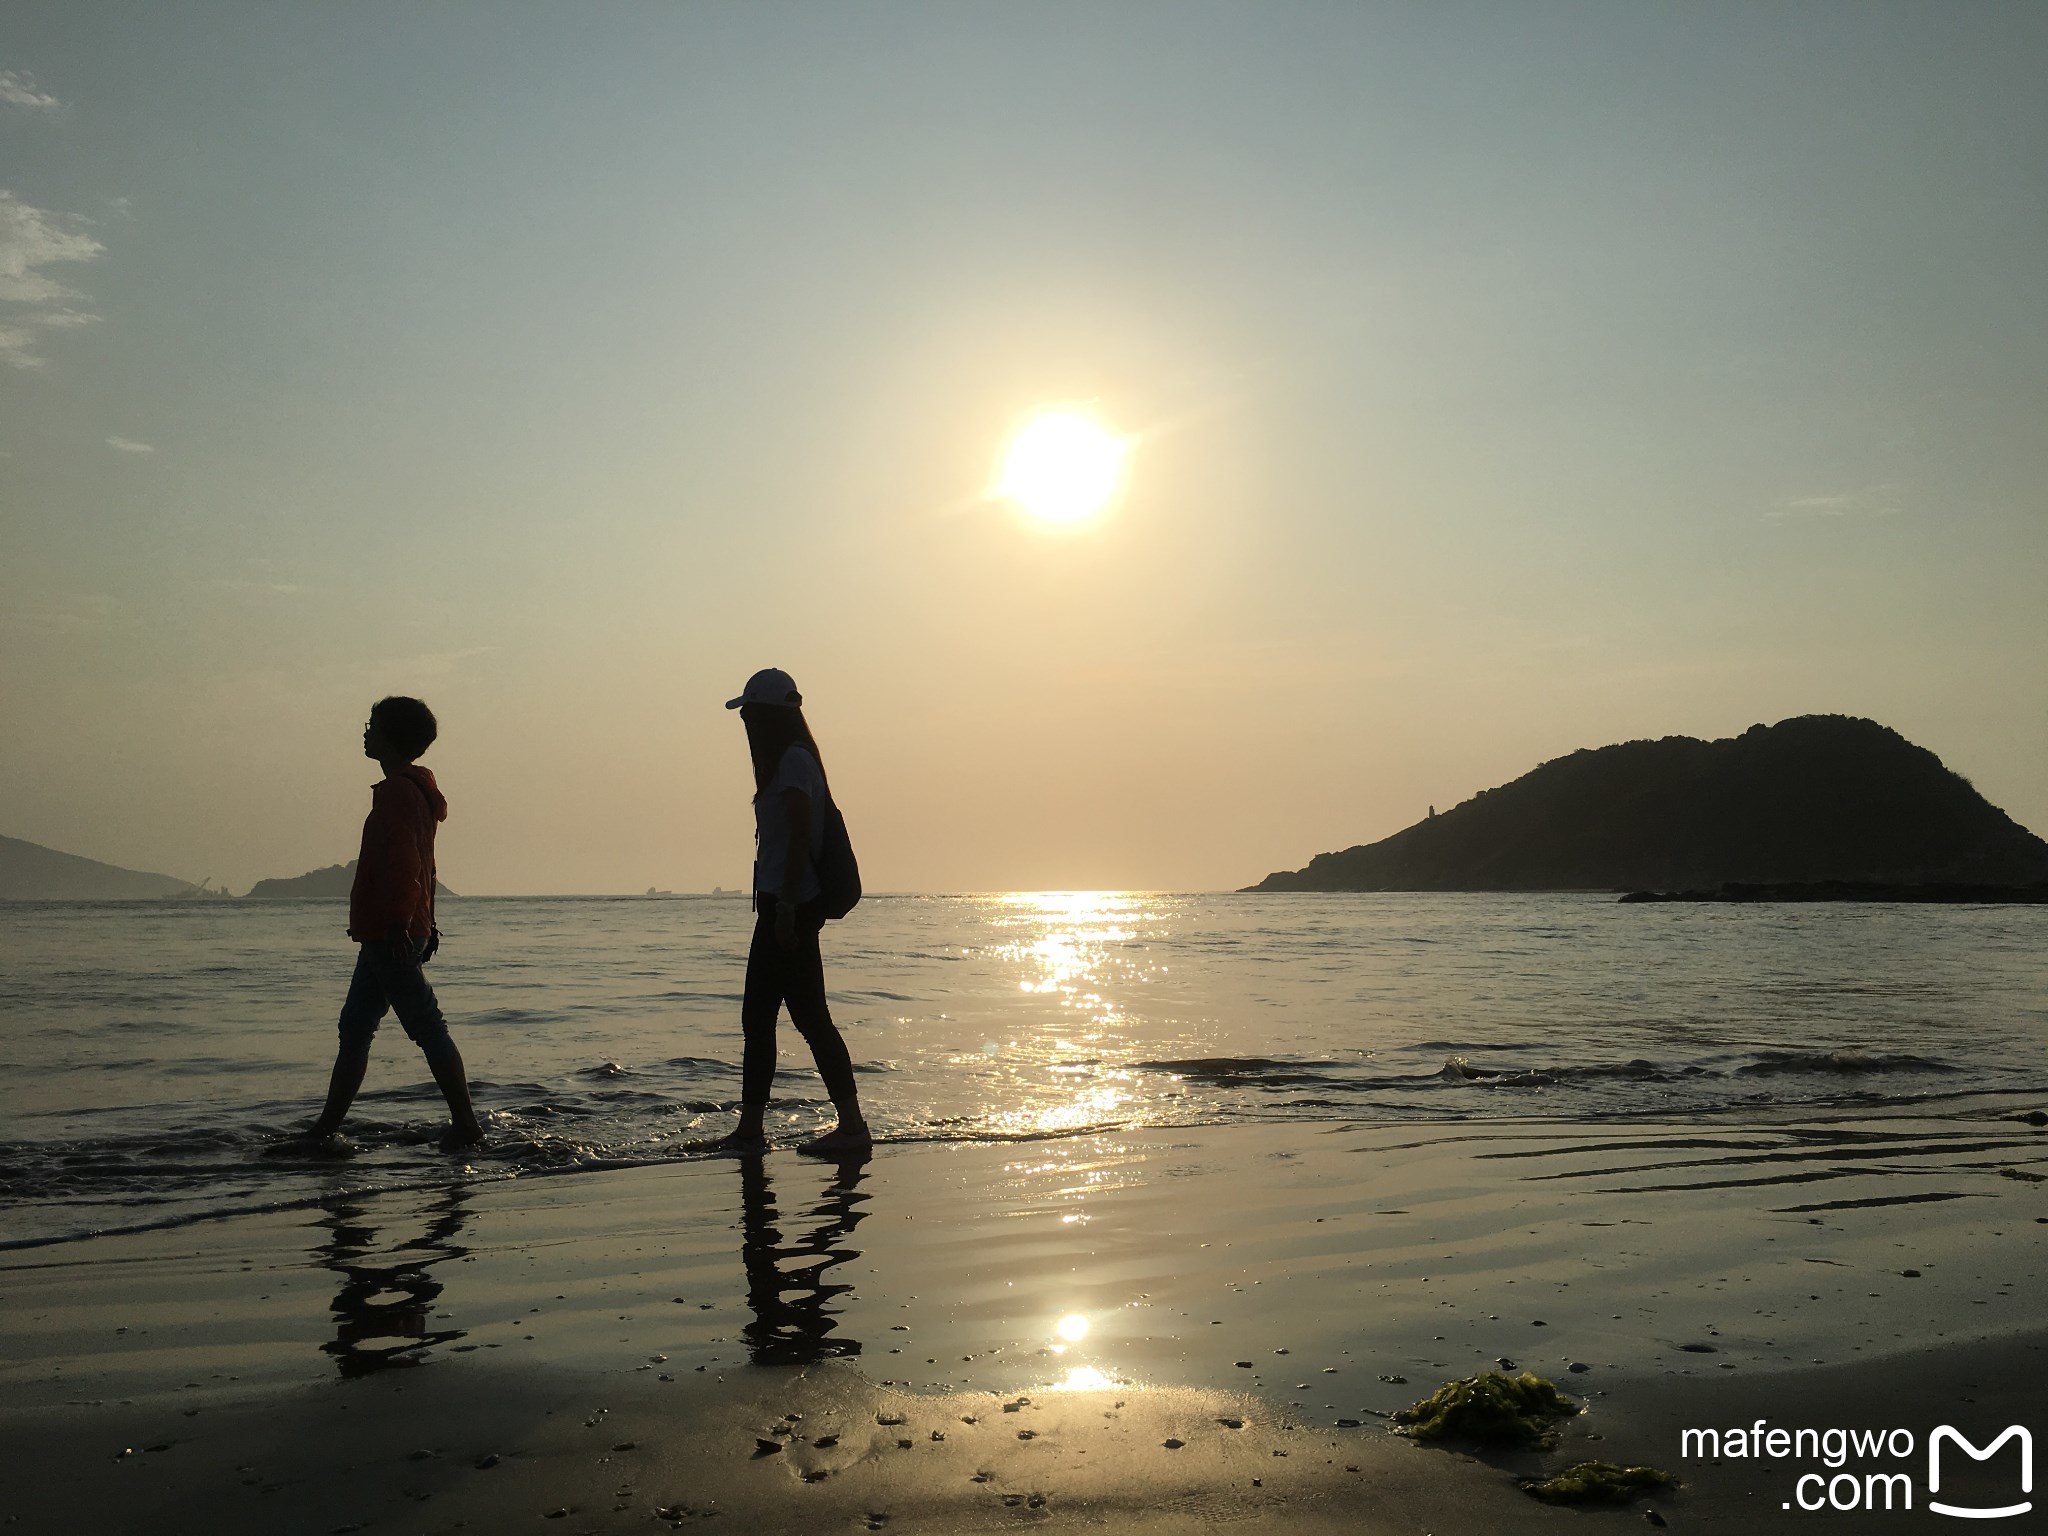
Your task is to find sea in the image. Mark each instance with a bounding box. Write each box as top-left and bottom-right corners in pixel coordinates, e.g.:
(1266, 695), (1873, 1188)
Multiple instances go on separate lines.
(3, 892), (2044, 1249)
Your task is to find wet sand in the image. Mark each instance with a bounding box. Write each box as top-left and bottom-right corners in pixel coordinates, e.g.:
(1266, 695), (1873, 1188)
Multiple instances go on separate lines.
(5, 1103), (2045, 1533)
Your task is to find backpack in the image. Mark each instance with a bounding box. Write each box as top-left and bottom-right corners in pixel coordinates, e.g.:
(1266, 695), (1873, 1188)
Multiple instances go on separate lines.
(816, 800), (862, 920)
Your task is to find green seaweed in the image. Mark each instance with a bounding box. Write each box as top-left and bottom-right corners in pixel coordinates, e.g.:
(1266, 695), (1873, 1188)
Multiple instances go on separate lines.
(1392, 1370), (1579, 1448)
(1521, 1460), (1673, 1505)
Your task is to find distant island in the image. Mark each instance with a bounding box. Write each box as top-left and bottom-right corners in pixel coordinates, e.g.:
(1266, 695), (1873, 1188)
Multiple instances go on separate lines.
(0, 835), (198, 900)
(1246, 715), (2048, 893)
(245, 861), (457, 899)
(0, 837), (464, 901)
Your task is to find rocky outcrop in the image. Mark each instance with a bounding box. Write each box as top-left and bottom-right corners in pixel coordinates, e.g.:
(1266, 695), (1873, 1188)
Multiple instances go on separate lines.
(1248, 716), (2048, 893)
(244, 860), (456, 899)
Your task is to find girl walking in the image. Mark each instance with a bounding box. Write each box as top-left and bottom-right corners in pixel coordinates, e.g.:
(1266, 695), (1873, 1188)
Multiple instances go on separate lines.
(715, 668), (871, 1157)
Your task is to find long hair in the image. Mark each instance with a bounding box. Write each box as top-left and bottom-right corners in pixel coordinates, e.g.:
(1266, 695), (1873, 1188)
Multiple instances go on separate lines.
(743, 705), (829, 801)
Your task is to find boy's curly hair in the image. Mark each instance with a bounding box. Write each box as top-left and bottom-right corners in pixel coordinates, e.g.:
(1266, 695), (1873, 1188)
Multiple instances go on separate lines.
(370, 696), (438, 760)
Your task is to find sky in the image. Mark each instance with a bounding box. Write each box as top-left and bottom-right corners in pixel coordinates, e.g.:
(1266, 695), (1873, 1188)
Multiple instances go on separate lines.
(2, 2), (2044, 895)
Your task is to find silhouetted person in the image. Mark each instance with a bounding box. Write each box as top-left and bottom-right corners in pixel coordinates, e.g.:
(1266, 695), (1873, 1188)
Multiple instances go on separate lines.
(738, 1154), (870, 1366)
(307, 696), (483, 1149)
(315, 1186), (471, 1376)
(712, 668), (870, 1156)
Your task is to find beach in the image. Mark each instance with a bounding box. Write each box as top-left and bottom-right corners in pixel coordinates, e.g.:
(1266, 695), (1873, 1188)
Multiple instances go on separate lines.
(14, 1), (2048, 1528)
(8, 1103), (2045, 1534)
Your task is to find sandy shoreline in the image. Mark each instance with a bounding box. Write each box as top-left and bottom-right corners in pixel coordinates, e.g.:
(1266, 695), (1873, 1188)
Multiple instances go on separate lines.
(5, 1104), (2044, 1533)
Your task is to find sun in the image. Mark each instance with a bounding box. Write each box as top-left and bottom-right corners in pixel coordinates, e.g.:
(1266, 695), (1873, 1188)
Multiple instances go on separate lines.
(996, 410), (1128, 523)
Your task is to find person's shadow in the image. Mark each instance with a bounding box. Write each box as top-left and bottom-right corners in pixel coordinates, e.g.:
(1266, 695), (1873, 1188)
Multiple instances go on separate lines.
(738, 1153), (871, 1366)
(313, 1185), (471, 1377)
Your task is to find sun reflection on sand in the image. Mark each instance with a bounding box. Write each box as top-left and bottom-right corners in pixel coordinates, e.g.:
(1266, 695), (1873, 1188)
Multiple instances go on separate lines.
(1042, 1310), (1124, 1391)
(1052, 1364), (1117, 1391)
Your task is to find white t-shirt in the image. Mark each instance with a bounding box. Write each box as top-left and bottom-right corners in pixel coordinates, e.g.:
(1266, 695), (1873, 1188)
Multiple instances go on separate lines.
(753, 745), (830, 902)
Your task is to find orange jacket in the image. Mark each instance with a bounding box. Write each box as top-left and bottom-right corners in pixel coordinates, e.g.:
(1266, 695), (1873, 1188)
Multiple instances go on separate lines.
(347, 764), (446, 942)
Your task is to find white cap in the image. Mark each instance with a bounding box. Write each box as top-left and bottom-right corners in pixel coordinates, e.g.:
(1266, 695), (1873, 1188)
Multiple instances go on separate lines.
(725, 667), (802, 710)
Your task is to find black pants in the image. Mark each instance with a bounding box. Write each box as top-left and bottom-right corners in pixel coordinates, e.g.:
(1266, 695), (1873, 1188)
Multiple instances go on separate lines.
(741, 895), (858, 1108)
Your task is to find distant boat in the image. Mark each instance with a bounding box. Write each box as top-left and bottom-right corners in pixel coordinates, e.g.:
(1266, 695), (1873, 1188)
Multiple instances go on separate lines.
(643, 887), (674, 897)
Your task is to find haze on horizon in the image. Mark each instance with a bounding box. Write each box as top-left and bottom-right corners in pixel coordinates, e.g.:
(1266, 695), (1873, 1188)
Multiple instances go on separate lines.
(2, 4), (2044, 896)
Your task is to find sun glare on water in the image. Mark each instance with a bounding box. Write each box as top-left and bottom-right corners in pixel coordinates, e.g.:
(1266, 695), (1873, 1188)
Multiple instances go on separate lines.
(996, 410), (1127, 524)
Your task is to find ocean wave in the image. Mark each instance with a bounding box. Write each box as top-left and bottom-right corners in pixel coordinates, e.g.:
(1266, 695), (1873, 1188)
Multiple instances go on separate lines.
(1134, 1057), (1357, 1089)
(1732, 1050), (1960, 1077)
(1132, 1047), (1979, 1100)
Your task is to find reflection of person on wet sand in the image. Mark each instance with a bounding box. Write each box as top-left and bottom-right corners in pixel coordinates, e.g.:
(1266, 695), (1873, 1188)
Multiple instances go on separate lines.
(314, 1186), (470, 1377)
(739, 1154), (871, 1367)
(712, 669), (871, 1157)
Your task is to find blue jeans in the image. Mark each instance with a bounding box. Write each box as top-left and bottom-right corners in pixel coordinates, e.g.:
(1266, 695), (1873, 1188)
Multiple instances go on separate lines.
(337, 938), (457, 1065)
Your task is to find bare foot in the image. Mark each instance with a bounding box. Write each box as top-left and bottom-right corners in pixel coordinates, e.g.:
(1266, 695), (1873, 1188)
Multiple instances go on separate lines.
(797, 1124), (873, 1159)
(439, 1124), (487, 1152)
(707, 1129), (770, 1157)
(266, 1127), (352, 1159)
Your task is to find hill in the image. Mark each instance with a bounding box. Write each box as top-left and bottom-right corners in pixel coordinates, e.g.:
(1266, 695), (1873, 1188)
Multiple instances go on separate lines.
(0, 835), (196, 900)
(244, 860), (457, 899)
(1246, 715), (2048, 893)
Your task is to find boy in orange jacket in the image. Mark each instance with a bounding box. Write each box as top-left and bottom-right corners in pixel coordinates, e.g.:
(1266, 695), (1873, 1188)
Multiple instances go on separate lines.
(308, 696), (484, 1148)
